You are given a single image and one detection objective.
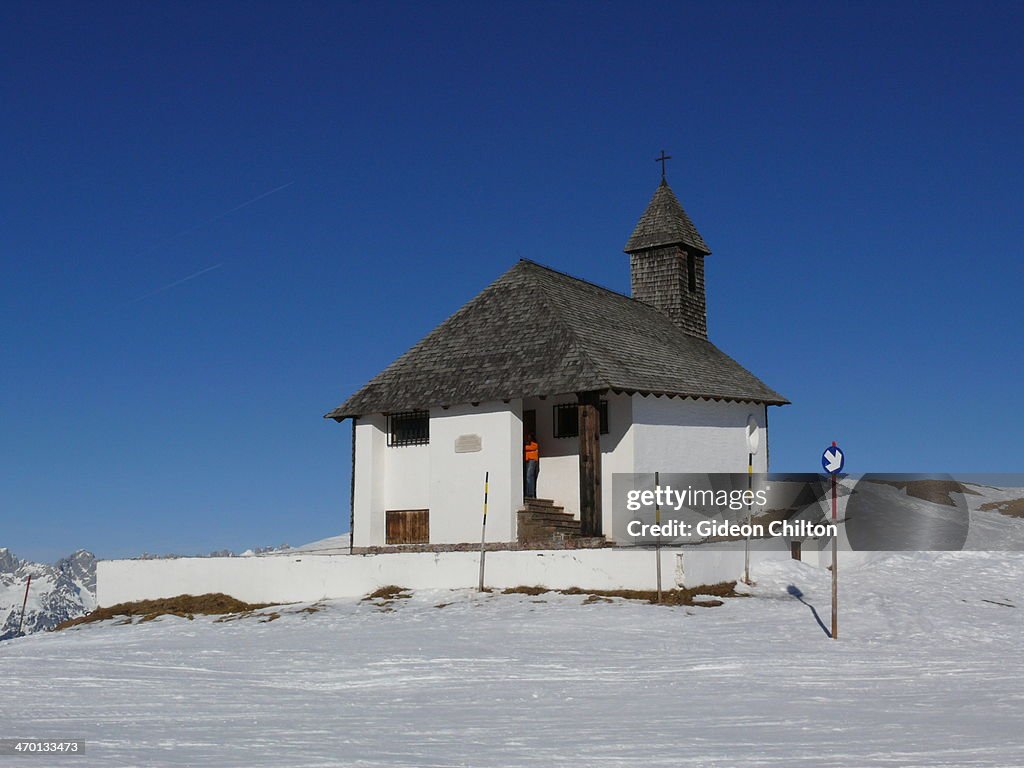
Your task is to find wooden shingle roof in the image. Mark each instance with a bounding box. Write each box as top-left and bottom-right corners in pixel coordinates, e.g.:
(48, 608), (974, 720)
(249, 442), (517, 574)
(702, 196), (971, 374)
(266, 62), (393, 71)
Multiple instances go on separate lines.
(624, 179), (711, 255)
(325, 260), (787, 420)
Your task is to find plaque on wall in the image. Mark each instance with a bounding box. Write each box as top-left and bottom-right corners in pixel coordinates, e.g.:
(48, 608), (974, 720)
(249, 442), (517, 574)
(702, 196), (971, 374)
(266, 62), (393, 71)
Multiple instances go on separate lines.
(454, 434), (482, 453)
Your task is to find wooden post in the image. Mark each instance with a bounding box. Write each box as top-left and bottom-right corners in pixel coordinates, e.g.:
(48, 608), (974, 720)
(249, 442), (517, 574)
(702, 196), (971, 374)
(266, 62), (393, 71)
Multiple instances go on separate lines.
(18, 574), (32, 636)
(577, 392), (602, 538)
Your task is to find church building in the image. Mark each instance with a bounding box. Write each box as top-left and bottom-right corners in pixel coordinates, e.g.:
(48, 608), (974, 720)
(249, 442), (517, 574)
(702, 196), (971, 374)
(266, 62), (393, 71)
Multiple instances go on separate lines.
(326, 172), (788, 549)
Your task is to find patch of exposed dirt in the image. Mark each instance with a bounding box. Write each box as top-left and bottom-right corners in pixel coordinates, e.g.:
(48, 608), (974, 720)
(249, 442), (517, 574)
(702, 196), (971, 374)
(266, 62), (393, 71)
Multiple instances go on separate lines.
(506, 586), (547, 596)
(979, 498), (1024, 518)
(502, 581), (740, 607)
(56, 594), (275, 630)
(363, 585), (412, 601)
(363, 585), (413, 611)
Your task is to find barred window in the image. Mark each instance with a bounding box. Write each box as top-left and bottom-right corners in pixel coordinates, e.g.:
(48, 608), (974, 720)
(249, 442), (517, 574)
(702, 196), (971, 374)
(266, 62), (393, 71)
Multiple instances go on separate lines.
(552, 401), (609, 438)
(387, 411), (429, 446)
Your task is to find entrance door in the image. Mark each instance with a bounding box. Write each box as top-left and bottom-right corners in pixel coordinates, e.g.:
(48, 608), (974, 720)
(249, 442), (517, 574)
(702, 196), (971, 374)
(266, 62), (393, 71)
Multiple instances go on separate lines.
(522, 409), (537, 498)
(523, 409), (536, 440)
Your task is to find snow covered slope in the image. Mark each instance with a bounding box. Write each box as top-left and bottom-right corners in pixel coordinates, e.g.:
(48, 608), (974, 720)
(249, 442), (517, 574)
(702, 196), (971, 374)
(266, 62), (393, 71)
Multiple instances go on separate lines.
(0, 548), (96, 640)
(1, 551), (1021, 767)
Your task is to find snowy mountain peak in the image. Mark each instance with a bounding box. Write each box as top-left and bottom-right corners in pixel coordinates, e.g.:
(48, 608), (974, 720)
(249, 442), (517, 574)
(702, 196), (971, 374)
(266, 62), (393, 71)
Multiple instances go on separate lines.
(56, 550), (97, 593)
(0, 547), (22, 575)
(0, 548), (96, 641)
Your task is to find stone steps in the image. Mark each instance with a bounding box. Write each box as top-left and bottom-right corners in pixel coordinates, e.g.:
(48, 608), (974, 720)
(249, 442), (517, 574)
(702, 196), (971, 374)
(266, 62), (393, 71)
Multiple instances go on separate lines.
(517, 499), (582, 545)
(523, 499), (564, 512)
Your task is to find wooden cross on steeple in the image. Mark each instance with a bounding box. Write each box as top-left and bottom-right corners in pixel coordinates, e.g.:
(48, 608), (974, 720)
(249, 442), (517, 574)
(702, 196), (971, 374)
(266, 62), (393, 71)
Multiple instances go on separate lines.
(656, 149), (672, 179)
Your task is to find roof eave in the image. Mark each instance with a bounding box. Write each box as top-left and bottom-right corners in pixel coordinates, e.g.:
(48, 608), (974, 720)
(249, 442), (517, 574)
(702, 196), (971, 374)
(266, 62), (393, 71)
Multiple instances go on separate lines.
(329, 387), (790, 420)
(611, 387), (790, 407)
(623, 239), (712, 256)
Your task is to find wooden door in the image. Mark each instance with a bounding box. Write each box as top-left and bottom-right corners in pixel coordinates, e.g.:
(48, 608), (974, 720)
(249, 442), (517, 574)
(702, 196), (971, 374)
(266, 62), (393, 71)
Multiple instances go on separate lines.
(386, 509), (429, 544)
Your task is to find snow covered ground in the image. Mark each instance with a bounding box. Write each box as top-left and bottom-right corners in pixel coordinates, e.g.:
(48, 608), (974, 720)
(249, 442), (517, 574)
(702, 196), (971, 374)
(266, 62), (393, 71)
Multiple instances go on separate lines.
(1, 551), (1021, 767)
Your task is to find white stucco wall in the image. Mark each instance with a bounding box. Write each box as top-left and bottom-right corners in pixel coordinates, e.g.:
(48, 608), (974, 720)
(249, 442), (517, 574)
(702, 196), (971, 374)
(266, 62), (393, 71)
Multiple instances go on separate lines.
(428, 401), (522, 544)
(352, 395), (773, 547)
(96, 545), (792, 607)
(352, 414), (387, 547)
(599, 393), (635, 540)
(384, 443), (430, 510)
(631, 396), (769, 474)
(352, 401), (522, 547)
(351, 414), (431, 547)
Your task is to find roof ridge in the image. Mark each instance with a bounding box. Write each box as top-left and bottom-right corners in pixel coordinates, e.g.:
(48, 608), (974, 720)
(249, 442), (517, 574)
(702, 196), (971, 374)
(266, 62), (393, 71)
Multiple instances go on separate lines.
(516, 258), (695, 322)
(519, 258), (651, 307)
(516, 262), (611, 389)
(515, 259), (626, 297)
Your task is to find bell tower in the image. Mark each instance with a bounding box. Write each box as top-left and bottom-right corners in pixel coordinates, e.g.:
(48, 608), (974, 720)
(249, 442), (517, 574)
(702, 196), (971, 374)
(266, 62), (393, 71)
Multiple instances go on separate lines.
(624, 162), (711, 338)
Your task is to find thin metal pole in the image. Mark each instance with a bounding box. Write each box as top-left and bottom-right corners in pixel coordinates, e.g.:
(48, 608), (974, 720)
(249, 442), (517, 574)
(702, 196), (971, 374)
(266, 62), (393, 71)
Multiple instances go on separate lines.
(831, 470), (838, 640)
(655, 471), (662, 603)
(17, 574), (32, 636)
(743, 452), (752, 584)
(349, 418), (357, 554)
(478, 472), (489, 592)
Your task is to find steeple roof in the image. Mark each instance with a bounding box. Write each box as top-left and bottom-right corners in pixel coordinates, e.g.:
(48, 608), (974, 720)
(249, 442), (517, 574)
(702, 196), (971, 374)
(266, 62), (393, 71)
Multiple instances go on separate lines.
(624, 179), (711, 255)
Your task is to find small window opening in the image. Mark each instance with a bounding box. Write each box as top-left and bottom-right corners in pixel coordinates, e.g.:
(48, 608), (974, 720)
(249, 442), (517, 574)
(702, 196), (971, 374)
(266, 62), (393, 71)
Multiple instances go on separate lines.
(552, 401), (609, 438)
(387, 411), (429, 446)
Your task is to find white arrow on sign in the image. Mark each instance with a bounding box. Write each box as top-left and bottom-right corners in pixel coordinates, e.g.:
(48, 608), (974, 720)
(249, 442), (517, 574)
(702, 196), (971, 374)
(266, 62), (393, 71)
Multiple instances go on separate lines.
(823, 447), (843, 473)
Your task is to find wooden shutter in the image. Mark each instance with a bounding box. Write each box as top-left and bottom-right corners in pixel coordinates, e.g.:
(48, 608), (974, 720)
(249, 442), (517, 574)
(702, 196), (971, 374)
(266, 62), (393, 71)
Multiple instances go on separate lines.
(386, 510), (430, 544)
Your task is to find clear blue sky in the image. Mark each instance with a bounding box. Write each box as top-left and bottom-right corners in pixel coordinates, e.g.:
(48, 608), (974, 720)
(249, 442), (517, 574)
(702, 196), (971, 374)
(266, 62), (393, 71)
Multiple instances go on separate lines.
(2, 2), (1021, 562)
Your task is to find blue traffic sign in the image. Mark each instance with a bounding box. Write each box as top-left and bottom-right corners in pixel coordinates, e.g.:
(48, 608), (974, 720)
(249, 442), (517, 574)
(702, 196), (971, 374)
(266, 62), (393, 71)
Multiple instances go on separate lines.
(822, 444), (844, 474)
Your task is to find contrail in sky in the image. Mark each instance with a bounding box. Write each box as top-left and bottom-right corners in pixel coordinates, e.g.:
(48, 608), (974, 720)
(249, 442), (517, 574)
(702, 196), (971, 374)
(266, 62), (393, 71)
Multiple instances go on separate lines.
(132, 181), (295, 258)
(129, 180), (294, 302)
(132, 263), (224, 302)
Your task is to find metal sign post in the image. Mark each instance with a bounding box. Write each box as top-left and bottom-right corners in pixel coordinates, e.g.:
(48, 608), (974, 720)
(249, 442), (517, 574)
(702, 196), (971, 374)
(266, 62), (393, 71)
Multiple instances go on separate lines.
(478, 472), (489, 592)
(822, 442), (845, 640)
(655, 471), (662, 603)
(743, 416), (761, 584)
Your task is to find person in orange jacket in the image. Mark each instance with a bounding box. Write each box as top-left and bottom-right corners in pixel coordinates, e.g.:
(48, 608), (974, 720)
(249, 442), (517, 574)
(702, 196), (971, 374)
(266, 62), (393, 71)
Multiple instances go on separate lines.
(524, 432), (540, 498)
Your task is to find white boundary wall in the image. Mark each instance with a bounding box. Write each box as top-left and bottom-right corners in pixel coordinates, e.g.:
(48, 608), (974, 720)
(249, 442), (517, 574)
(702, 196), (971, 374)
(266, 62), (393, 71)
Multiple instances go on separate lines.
(96, 546), (791, 607)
